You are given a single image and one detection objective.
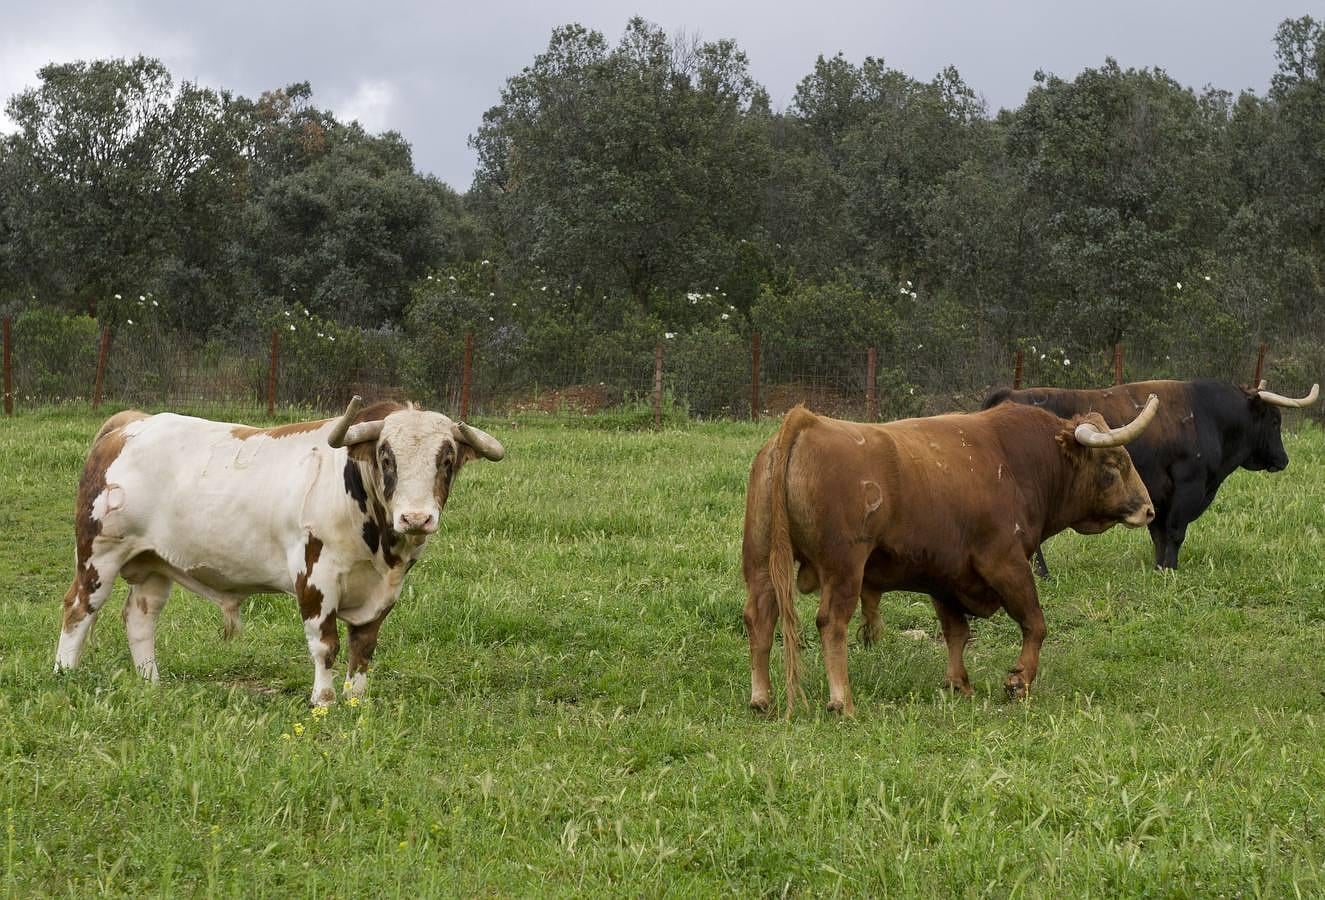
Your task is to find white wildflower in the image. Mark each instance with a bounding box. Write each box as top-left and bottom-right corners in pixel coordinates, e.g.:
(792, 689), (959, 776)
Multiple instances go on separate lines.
(899, 288), (909, 295)
(487, 316), (494, 321)
(909, 291), (917, 300)
(481, 259), (490, 265)
(1175, 281), (1182, 289)
(151, 300), (158, 307)
(906, 281), (912, 288)
(721, 313), (730, 320)
(289, 324), (295, 331)
(664, 332), (676, 339)
(284, 311), (291, 317)
(1203, 275), (1211, 282)
(114, 293), (122, 299)
(1064, 358), (1071, 366)
(126, 318), (134, 325)
(541, 286), (547, 292)
(139, 295), (145, 301)
(488, 292), (495, 298)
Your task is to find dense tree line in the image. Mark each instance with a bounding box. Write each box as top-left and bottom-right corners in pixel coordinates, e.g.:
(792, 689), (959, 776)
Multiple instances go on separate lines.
(1, 15), (1322, 401)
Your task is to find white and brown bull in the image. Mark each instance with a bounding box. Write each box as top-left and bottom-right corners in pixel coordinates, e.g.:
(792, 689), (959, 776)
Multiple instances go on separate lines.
(55, 397), (505, 705)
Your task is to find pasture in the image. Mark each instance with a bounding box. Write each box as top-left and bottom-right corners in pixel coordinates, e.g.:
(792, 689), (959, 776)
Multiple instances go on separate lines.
(1, 407), (1324, 896)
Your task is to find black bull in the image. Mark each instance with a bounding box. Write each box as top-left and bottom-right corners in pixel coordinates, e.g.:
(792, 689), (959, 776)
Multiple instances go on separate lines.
(983, 379), (1307, 570)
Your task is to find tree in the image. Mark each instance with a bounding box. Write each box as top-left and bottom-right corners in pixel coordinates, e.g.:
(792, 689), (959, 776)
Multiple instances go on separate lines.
(243, 123), (471, 326)
(1, 57), (247, 319)
(471, 19), (771, 319)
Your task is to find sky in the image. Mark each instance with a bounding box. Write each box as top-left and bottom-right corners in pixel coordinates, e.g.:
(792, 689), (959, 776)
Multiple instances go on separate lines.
(0, 1), (1310, 192)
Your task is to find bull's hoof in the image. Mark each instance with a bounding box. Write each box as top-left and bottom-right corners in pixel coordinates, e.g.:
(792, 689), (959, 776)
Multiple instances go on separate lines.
(310, 688), (336, 707)
(825, 699), (855, 717)
(1004, 675), (1028, 701)
(944, 678), (973, 697)
(858, 619), (884, 647)
(749, 696), (771, 714)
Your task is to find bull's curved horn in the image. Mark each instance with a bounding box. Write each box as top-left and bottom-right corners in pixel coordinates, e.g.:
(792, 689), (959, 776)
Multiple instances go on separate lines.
(341, 420), (385, 445)
(1257, 382), (1319, 409)
(1074, 393), (1160, 448)
(457, 422), (505, 461)
(327, 396), (364, 448)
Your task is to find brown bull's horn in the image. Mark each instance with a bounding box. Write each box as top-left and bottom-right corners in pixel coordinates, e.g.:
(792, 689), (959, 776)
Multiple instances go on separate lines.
(327, 396), (364, 448)
(1257, 382), (1320, 409)
(1074, 393), (1160, 448)
(457, 422), (506, 461)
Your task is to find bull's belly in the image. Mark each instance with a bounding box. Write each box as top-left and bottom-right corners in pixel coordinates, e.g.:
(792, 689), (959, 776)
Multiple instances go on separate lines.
(117, 541), (294, 602)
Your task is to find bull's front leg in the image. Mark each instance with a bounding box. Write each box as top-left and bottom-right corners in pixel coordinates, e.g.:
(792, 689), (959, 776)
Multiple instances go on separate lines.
(344, 606), (394, 700)
(294, 535), (341, 706)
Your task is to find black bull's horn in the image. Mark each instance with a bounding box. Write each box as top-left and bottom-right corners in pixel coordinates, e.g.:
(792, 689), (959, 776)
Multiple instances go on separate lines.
(1257, 380), (1320, 409)
(1073, 393), (1160, 448)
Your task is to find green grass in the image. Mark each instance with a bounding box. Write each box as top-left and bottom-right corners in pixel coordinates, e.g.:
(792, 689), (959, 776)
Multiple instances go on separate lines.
(2, 406), (1324, 896)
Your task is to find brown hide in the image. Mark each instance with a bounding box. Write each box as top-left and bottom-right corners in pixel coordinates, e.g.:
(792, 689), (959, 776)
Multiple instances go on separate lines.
(743, 403), (1153, 715)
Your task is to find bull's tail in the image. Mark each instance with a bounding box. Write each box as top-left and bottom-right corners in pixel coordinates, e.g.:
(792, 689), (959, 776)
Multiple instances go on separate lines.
(769, 404), (817, 716)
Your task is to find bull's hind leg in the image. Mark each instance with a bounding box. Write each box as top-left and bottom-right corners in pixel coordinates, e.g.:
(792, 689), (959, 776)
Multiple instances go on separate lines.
(55, 549), (125, 672)
(122, 573), (172, 682)
(742, 570), (777, 712)
(858, 586), (884, 647)
(817, 554), (868, 715)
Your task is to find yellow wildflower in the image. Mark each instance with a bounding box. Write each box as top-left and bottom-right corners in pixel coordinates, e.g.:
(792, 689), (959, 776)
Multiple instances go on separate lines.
(293, 723), (305, 736)
(280, 732), (292, 741)
(311, 706), (329, 718)
(348, 696), (361, 708)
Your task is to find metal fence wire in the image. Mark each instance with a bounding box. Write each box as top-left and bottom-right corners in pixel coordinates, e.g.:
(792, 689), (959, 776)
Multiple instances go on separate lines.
(1, 313), (1320, 425)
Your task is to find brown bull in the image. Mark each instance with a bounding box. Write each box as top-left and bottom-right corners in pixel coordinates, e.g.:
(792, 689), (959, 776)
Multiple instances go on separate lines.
(742, 397), (1160, 716)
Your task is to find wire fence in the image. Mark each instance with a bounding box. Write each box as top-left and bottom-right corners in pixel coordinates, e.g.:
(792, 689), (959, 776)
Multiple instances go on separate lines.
(1, 314), (1319, 426)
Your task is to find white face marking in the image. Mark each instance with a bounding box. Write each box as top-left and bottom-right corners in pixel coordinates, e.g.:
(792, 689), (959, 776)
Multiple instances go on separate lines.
(377, 410), (458, 535)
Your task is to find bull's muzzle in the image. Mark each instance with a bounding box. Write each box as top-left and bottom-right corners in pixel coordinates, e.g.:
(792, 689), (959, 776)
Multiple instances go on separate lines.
(397, 511), (438, 535)
(1125, 503), (1156, 527)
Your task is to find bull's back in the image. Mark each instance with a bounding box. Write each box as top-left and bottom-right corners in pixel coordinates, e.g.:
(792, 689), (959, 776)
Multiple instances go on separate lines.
(784, 413), (1021, 564)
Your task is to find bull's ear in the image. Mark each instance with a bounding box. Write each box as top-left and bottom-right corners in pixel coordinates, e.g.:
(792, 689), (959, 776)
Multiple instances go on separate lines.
(455, 422), (505, 461)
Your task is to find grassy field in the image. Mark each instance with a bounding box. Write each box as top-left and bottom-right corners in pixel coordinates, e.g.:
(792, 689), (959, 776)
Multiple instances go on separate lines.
(1, 405), (1324, 896)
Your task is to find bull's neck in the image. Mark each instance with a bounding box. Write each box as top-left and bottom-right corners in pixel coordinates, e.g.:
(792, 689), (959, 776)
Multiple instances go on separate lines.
(992, 409), (1077, 544)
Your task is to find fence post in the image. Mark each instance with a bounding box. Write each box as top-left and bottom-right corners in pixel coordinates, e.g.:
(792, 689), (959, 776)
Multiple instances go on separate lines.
(460, 331), (474, 421)
(1113, 343), (1124, 385)
(267, 329), (279, 416)
(866, 347), (878, 421)
(2, 317), (11, 416)
(1013, 350), (1023, 390)
(91, 325), (112, 411)
(653, 340), (663, 428)
(1254, 342), (1267, 387)
(750, 331), (761, 422)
